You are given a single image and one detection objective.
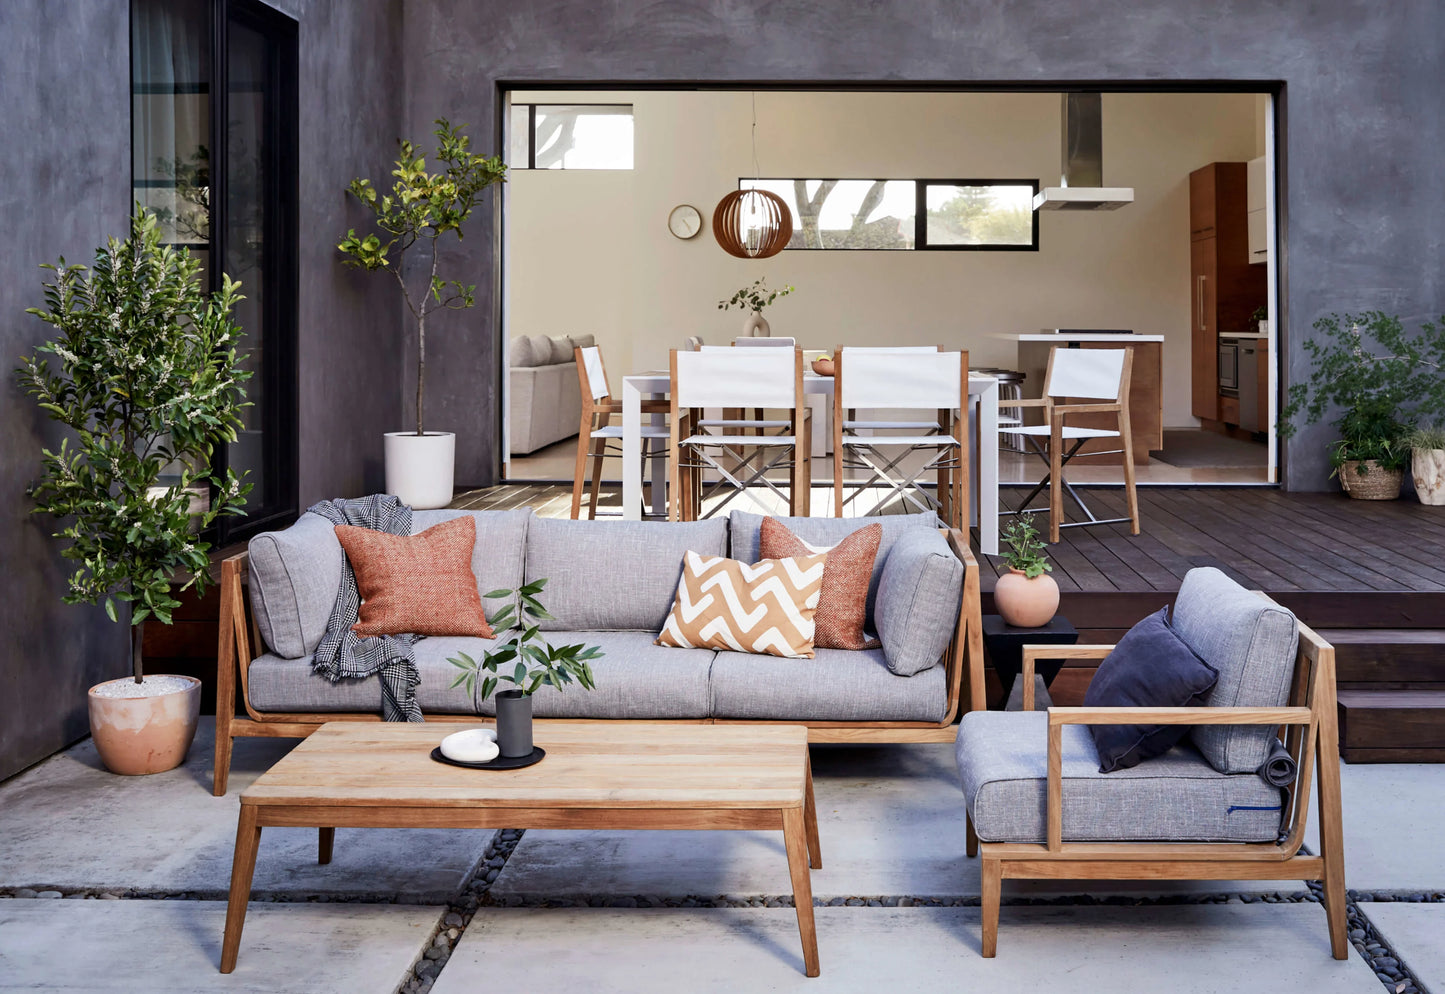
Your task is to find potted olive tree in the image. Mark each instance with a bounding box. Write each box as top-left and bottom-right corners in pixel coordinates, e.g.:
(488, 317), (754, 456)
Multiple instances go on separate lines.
(1281, 312), (1445, 500)
(17, 209), (252, 775)
(993, 513), (1059, 628)
(448, 579), (601, 759)
(718, 276), (794, 338)
(338, 119), (507, 509)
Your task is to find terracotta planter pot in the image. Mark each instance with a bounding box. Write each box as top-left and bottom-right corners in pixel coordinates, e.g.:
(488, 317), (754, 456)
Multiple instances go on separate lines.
(993, 569), (1060, 628)
(87, 674), (201, 775)
(1412, 448), (1445, 505)
(1338, 459), (1403, 501)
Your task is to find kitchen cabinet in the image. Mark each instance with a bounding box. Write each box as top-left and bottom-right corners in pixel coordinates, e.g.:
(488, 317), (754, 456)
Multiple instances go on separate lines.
(1189, 162), (1266, 423)
(1247, 156), (1268, 265)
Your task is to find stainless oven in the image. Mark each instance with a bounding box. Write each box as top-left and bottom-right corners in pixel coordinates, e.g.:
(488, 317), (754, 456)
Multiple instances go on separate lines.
(1218, 338), (1240, 393)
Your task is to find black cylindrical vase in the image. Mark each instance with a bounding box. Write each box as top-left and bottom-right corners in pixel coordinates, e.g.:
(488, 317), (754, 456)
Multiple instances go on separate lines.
(495, 690), (533, 758)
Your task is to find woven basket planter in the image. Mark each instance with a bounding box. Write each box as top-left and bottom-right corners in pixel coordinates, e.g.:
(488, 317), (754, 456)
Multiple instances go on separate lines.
(1339, 459), (1403, 500)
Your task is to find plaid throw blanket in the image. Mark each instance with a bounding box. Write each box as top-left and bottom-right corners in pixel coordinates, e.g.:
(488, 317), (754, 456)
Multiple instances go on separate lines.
(307, 495), (424, 722)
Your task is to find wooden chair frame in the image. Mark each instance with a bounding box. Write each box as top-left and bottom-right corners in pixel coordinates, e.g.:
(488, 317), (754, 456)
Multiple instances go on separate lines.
(211, 530), (985, 795)
(966, 604), (1346, 960)
(999, 345), (1140, 543)
(571, 345), (671, 519)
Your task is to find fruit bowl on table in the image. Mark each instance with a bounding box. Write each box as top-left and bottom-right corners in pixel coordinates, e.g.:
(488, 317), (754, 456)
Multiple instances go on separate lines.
(811, 356), (835, 376)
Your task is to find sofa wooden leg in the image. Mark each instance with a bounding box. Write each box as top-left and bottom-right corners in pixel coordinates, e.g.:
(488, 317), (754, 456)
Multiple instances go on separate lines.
(980, 857), (1001, 957)
(965, 813), (978, 858)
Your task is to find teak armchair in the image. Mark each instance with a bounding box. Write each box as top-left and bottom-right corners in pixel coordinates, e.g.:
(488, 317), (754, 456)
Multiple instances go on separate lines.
(571, 345), (672, 519)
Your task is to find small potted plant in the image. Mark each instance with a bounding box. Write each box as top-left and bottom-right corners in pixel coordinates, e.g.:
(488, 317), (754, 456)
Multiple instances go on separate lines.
(1281, 312), (1445, 501)
(1405, 423), (1445, 505)
(17, 209), (252, 775)
(338, 119), (507, 509)
(1251, 305), (1269, 337)
(718, 276), (794, 338)
(994, 513), (1059, 628)
(448, 579), (602, 758)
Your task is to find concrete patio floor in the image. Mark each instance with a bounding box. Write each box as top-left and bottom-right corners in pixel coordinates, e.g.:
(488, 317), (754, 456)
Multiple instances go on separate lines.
(1, 718), (1441, 994)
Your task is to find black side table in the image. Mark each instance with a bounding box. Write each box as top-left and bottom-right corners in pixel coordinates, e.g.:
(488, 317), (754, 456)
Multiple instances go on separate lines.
(982, 615), (1080, 709)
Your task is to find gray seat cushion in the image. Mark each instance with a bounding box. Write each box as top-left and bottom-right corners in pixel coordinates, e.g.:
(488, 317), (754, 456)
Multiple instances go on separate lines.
(728, 511), (941, 629)
(709, 647), (946, 722)
(248, 631), (715, 718)
(1170, 567), (1299, 774)
(525, 517), (728, 632)
(247, 508), (532, 659)
(955, 711), (1284, 843)
(874, 528), (963, 676)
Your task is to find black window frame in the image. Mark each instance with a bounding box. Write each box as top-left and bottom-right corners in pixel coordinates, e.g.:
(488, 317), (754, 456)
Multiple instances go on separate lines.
(509, 102), (635, 170)
(916, 178), (1041, 252)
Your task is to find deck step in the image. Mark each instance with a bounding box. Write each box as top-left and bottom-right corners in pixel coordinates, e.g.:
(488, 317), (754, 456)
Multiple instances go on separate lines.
(1322, 629), (1445, 685)
(1337, 689), (1445, 763)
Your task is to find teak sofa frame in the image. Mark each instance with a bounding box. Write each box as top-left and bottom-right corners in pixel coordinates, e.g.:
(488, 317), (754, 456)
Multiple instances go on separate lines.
(965, 600), (1347, 959)
(213, 529), (985, 795)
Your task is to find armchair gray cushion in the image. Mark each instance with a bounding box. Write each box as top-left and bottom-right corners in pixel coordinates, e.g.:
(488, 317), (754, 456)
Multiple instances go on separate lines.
(955, 711), (1284, 843)
(874, 528), (963, 676)
(247, 512), (346, 659)
(1170, 567), (1299, 774)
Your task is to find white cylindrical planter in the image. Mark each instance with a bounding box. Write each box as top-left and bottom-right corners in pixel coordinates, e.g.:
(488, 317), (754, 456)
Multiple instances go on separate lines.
(1413, 448), (1445, 505)
(384, 431), (456, 509)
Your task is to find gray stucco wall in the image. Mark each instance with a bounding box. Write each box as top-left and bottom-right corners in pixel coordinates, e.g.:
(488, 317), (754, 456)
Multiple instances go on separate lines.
(403, 0), (1444, 490)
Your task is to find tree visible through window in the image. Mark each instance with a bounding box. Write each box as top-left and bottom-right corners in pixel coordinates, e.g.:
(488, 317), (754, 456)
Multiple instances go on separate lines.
(510, 104), (634, 170)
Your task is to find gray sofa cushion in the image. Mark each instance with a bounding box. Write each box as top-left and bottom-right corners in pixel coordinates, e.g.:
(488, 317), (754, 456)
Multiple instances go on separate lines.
(874, 529), (963, 676)
(956, 711), (1284, 843)
(510, 336), (543, 368)
(247, 513), (347, 659)
(412, 508), (531, 624)
(547, 335), (574, 364)
(525, 517), (728, 632)
(728, 511), (941, 627)
(710, 647), (946, 722)
(1170, 567), (1299, 774)
(247, 631), (714, 718)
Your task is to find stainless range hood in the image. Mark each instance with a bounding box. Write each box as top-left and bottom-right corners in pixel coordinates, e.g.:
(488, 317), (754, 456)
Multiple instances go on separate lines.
(1033, 92), (1134, 212)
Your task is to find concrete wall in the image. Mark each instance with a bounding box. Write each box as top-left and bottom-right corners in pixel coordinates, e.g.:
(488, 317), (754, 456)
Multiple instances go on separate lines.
(507, 89), (1259, 430)
(405, 0), (1444, 490)
(0, 0), (404, 781)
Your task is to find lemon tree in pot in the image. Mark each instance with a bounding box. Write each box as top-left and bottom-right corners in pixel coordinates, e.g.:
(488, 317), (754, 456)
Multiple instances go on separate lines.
(338, 119), (506, 509)
(16, 209), (252, 775)
(994, 513), (1059, 628)
(1280, 311), (1445, 501)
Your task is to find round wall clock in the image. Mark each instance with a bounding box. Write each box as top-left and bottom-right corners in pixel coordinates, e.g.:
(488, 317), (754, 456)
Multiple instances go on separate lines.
(668, 204), (703, 240)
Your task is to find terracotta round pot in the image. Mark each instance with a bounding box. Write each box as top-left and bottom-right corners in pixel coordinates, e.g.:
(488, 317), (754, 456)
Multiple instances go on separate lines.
(994, 569), (1060, 628)
(1339, 459), (1403, 501)
(811, 357), (835, 376)
(1412, 448), (1445, 505)
(87, 674), (201, 775)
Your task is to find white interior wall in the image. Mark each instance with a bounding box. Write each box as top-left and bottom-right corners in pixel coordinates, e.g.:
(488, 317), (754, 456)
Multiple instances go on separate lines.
(506, 89), (1259, 428)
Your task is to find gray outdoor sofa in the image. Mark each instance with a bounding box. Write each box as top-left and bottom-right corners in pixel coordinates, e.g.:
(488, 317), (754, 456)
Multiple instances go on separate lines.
(213, 508), (985, 794)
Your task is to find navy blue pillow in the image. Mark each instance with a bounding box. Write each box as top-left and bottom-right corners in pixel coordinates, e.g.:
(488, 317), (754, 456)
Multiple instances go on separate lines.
(1083, 607), (1219, 773)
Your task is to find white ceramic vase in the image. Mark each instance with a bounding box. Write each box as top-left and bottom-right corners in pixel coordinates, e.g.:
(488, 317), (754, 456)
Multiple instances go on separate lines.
(1413, 448), (1445, 505)
(742, 312), (771, 337)
(384, 431), (456, 509)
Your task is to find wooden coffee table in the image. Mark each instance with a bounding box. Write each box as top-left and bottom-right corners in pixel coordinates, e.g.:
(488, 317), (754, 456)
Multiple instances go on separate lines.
(221, 722), (822, 976)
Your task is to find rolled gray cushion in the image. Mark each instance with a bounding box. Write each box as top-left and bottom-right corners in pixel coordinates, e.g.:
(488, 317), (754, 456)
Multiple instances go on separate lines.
(547, 335), (574, 364)
(525, 516), (728, 631)
(529, 333), (554, 365)
(248, 631), (716, 718)
(874, 528), (963, 676)
(411, 508), (531, 623)
(728, 510), (940, 628)
(710, 647), (945, 721)
(1171, 567), (1299, 773)
(567, 333), (595, 351)
(956, 711), (1284, 843)
(247, 513), (346, 659)
(510, 336), (541, 368)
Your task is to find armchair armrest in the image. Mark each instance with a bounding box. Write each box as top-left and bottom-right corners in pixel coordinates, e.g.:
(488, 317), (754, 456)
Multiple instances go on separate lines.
(1021, 645), (1116, 710)
(1051, 403), (1121, 416)
(998, 398), (1048, 409)
(1043, 705), (1314, 850)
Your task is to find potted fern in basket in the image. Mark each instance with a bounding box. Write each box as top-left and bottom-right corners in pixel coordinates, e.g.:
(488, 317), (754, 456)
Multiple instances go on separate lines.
(994, 513), (1058, 628)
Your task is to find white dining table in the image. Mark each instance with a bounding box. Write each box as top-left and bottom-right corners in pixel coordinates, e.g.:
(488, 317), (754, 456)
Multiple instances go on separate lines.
(620, 370), (1000, 556)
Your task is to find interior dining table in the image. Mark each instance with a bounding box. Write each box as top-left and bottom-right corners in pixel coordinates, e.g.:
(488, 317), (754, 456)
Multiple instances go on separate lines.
(620, 368), (1000, 556)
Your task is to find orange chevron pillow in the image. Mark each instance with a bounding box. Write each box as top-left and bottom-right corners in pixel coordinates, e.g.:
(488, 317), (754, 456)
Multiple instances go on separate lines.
(655, 550), (827, 658)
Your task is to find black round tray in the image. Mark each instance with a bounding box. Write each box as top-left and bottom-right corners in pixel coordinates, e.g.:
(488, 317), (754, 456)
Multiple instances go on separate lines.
(429, 745), (545, 771)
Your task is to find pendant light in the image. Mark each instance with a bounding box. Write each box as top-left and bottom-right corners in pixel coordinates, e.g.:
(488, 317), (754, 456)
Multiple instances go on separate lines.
(713, 93), (793, 259)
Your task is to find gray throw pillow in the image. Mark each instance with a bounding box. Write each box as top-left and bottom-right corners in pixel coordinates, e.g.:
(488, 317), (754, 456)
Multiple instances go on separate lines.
(548, 335), (574, 364)
(510, 336), (539, 368)
(874, 529), (963, 676)
(528, 334), (554, 365)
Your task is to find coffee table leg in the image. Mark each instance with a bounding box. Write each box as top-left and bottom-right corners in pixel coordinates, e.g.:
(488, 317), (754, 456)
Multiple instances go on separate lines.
(221, 803), (261, 973)
(782, 806), (820, 977)
(804, 753), (822, 870)
(318, 827), (334, 865)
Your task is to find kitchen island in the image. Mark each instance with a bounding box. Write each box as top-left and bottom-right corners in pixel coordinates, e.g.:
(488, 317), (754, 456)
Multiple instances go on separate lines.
(1016, 334), (1164, 465)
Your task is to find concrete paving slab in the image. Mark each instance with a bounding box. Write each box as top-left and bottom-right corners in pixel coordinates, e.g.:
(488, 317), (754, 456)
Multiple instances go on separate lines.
(494, 742), (1306, 900)
(1358, 903), (1445, 991)
(0, 719), (490, 902)
(432, 903), (1374, 993)
(0, 898), (442, 994)
(1306, 762), (1445, 891)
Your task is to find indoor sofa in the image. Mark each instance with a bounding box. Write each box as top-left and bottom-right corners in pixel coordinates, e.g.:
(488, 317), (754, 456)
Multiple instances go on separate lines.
(213, 508), (984, 794)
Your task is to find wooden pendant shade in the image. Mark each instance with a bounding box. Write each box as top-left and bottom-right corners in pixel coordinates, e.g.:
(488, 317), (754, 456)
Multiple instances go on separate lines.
(713, 188), (794, 259)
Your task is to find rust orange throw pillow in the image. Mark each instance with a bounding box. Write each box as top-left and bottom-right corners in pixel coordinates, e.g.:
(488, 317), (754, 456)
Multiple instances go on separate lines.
(758, 518), (881, 650)
(334, 516), (495, 638)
